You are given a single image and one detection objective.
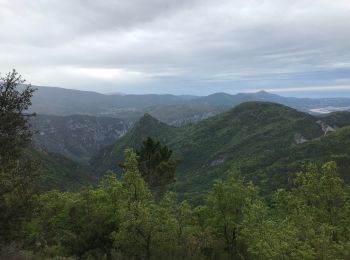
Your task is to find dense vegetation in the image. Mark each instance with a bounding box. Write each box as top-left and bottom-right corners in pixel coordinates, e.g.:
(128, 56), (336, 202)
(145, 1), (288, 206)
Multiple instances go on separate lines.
(322, 111), (350, 128)
(0, 70), (39, 243)
(3, 151), (350, 259)
(92, 102), (336, 201)
(28, 148), (95, 191)
(134, 137), (177, 189)
(2, 71), (350, 259)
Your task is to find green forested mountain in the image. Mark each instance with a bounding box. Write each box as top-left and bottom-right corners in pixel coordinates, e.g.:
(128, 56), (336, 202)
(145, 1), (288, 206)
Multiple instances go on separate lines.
(92, 102), (346, 200)
(259, 125), (350, 186)
(321, 111), (350, 128)
(91, 113), (177, 175)
(144, 104), (225, 126)
(193, 90), (350, 112)
(5, 78), (350, 259)
(26, 102), (350, 199)
(27, 149), (95, 190)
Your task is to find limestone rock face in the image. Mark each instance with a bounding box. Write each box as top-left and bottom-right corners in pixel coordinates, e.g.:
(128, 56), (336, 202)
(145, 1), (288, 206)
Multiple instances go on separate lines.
(294, 133), (308, 144)
(31, 114), (130, 163)
(316, 120), (335, 135)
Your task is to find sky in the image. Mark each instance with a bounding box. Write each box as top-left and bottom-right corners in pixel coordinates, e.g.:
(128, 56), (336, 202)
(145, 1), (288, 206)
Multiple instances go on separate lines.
(0, 0), (350, 96)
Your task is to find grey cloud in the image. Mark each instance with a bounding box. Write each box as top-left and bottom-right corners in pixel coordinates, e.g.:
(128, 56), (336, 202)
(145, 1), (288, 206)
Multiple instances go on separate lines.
(0, 0), (349, 94)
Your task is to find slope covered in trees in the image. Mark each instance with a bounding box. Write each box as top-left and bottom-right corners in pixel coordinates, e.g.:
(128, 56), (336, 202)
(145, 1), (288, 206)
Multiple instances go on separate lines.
(27, 148), (95, 191)
(3, 70), (350, 259)
(257, 125), (350, 188)
(6, 151), (350, 259)
(321, 111), (350, 128)
(92, 102), (341, 200)
(91, 113), (177, 175)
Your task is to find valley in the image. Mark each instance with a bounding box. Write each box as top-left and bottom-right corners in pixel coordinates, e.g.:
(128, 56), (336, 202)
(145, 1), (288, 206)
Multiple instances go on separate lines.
(92, 101), (350, 200)
(4, 79), (350, 259)
(29, 86), (350, 168)
(26, 86), (350, 201)
(31, 114), (130, 163)
(2, 1), (350, 257)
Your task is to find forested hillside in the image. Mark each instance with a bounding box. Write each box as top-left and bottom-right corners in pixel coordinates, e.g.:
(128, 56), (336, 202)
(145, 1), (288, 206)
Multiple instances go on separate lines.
(5, 152), (350, 259)
(92, 102), (343, 200)
(321, 111), (350, 128)
(3, 71), (350, 259)
(2, 0), (350, 257)
(27, 148), (95, 190)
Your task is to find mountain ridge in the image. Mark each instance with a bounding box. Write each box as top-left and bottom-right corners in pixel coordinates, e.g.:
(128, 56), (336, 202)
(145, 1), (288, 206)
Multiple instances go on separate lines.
(91, 101), (333, 200)
(27, 85), (350, 118)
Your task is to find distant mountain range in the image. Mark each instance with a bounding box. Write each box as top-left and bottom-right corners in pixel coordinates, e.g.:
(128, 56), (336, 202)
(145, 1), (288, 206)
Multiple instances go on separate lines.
(27, 85), (195, 118)
(27, 86), (350, 121)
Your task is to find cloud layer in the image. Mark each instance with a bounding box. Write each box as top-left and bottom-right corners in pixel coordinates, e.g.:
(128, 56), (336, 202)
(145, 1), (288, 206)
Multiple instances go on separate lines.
(0, 0), (349, 94)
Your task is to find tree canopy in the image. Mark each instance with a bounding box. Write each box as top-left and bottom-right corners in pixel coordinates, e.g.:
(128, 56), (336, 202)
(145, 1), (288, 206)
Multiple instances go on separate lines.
(0, 70), (38, 243)
(3, 154), (349, 259)
(131, 137), (178, 189)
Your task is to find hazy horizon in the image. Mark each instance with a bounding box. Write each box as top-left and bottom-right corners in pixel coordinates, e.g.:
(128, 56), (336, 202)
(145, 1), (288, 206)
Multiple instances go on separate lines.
(27, 83), (350, 99)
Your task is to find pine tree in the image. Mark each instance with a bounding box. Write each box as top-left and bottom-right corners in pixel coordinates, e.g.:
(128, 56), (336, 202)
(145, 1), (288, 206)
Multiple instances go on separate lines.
(136, 137), (177, 189)
(0, 69), (36, 163)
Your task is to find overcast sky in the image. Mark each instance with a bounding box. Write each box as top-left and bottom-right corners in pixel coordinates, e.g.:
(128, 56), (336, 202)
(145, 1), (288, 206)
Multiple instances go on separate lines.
(0, 0), (349, 95)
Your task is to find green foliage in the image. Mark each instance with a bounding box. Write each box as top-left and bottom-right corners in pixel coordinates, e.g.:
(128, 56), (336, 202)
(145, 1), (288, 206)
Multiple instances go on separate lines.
(27, 148), (95, 191)
(136, 137), (177, 189)
(93, 102), (327, 200)
(3, 80), (350, 259)
(0, 69), (35, 162)
(0, 70), (39, 243)
(91, 113), (177, 175)
(271, 162), (350, 259)
(321, 111), (350, 128)
(0, 160), (39, 242)
(203, 173), (259, 259)
(258, 125), (350, 193)
(5, 158), (350, 259)
(122, 149), (152, 203)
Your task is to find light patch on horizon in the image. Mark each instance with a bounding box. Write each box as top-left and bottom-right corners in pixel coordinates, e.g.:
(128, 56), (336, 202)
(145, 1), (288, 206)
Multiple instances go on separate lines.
(262, 85), (350, 93)
(69, 67), (149, 82)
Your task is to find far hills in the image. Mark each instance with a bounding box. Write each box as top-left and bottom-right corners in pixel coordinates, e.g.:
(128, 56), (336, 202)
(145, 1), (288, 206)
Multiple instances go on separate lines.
(27, 85), (350, 123)
(91, 102), (350, 201)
